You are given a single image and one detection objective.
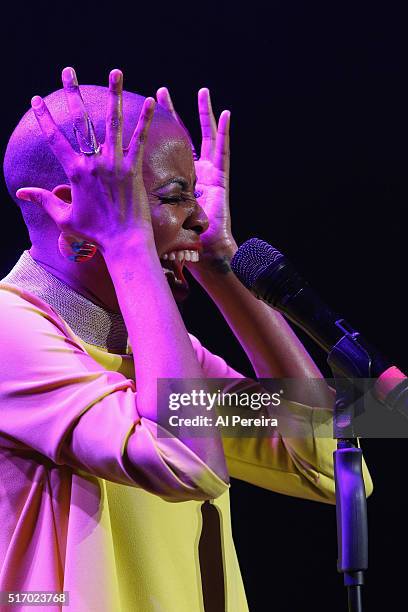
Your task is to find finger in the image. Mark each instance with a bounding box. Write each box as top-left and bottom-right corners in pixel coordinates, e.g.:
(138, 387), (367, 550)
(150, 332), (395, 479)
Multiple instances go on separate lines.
(31, 96), (75, 173)
(61, 67), (91, 142)
(127, 97), (156, 169)
(156, 87), (177, 119)
(16, 187), (70, 228)
(198, 88), (217, 160)
(214, 110), (231, 175)
(105, 69), (123, 158)
(156, 87), (199, 160)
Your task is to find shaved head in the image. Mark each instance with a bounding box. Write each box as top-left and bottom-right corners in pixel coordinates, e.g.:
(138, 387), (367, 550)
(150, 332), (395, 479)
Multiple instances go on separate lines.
(3, 86), (189, 241)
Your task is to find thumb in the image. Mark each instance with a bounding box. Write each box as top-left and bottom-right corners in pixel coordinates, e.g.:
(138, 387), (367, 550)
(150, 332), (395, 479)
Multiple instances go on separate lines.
(16, 188), (70, 228)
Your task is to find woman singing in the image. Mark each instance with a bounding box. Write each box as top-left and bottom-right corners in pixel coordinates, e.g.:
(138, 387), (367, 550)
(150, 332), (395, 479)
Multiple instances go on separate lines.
(0, 68), (372, 611)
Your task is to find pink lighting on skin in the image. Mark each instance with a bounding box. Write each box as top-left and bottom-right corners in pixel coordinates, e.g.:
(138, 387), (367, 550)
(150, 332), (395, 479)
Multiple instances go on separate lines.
(374, 366), (407, 402)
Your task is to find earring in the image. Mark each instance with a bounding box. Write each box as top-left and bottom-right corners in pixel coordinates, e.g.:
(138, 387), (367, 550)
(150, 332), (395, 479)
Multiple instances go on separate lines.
(58, 232), (97, 262)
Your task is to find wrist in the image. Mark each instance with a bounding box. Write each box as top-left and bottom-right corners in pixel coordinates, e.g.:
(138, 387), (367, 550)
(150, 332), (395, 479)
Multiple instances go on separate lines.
(191, 237), (238, 277)
(202, 235), (238, 257)
(101, 231), (156, 261)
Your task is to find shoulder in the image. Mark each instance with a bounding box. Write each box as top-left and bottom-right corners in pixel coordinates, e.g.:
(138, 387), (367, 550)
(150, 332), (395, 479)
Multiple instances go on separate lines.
(0, 283), (84, 350)
(0, 283), (61, 320)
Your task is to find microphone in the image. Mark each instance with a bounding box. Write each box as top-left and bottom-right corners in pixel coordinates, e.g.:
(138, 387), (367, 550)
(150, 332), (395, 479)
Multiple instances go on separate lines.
(230, 238), (405, 392)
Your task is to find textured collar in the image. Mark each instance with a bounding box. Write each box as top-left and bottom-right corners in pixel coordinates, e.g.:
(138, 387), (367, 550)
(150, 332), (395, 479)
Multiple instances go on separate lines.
(1, 250), (128, 353)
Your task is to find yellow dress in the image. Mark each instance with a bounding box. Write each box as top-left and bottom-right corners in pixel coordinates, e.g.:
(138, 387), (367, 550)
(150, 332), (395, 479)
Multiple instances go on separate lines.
(0, 276), (373, 612)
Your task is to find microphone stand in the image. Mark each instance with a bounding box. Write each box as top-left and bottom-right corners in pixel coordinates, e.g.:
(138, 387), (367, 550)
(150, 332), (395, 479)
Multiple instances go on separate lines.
(327, 327), (373, 612)
(329, 378), (367, 612)
(320, 321), (408, 612)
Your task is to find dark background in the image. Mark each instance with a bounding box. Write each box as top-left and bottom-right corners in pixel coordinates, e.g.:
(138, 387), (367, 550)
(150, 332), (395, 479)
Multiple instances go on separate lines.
(1, 1), (406, 610)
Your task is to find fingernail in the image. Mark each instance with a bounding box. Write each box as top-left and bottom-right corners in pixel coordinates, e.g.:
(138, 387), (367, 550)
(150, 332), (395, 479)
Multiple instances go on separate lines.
(111, 70), (122, 84)
(31, 96), (43, 109)
(62, 67), (77, 85)
(145, 97), (156, 110)
(16, 190), (31, 202)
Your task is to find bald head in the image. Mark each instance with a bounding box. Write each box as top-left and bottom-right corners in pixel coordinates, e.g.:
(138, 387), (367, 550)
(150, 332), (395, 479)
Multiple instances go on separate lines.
(3, 85), (190, 239)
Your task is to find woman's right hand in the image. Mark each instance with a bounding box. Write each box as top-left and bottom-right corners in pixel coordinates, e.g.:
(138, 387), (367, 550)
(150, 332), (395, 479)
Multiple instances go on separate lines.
(17, 67), (156, 253)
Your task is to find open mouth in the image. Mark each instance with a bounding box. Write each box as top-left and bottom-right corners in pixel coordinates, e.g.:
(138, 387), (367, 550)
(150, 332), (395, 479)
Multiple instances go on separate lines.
(160, 249), (199, 298)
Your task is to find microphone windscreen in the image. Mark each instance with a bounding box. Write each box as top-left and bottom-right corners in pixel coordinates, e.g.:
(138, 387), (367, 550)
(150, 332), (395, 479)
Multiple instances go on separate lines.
(230, 238), (284, 289)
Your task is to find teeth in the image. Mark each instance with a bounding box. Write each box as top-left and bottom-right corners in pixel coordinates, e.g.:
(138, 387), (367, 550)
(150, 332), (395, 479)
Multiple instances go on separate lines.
(162, 267), (183, 285)
(161, 249), (200, 263)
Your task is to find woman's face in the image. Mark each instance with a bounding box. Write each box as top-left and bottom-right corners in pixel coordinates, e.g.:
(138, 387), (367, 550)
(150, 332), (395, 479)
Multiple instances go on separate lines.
(143, 123), (209, 301)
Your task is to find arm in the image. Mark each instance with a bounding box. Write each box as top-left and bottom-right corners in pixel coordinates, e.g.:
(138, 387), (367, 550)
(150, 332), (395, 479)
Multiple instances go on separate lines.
(188, 238), (327, 380)
(189, 332), (374, 504)
(14, 67), (229, 492)
(102, 236), (229, 480)
(157, 86), (332, 406)
(156, 87), (372, 501)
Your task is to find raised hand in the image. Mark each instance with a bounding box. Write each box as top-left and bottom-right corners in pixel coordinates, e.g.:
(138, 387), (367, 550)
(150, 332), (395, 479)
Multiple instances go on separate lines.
(156, 87), (233, 256)
(17, 68), (156, 259)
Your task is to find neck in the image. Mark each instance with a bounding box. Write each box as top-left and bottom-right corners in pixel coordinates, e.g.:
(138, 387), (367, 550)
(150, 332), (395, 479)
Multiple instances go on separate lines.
(29, 245), (121, 313)
(3, 250), (128, 352)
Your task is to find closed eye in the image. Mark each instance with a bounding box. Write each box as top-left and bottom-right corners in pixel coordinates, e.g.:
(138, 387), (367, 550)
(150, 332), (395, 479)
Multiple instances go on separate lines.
(156, 190), (203, 205)
(158, 195), (183, 204)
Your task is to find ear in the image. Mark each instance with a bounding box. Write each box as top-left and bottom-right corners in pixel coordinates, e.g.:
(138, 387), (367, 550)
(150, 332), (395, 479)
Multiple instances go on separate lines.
(52, 184), (72, 203)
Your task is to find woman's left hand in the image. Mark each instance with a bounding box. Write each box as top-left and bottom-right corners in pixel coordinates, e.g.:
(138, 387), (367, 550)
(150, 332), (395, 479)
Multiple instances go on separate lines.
(156, 87), (235, 258)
